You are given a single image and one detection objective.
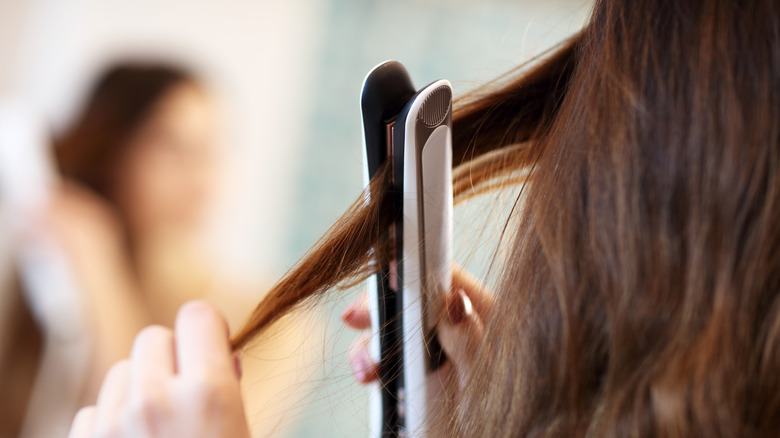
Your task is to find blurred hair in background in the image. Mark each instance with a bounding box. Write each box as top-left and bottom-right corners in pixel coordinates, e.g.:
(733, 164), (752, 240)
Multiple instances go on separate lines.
(0, 0), (590, 436)
(1, 56), (317, 438)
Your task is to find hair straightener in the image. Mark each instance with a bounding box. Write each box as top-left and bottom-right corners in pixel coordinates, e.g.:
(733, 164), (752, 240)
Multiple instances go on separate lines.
(361, 61), (453, 438)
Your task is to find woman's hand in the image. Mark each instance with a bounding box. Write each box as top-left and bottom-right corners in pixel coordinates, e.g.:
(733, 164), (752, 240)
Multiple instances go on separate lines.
(41, 182), (152, 394)
(68, 301), (251, 438)
(43, 182), (126, 262)
(341, 265), (494, 389)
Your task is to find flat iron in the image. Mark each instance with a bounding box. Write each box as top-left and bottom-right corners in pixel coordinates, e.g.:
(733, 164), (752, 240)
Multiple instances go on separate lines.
(361, 61), (453, 437)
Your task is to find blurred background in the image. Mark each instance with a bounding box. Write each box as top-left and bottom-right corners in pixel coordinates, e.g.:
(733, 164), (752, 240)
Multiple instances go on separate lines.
(0, 0), (590, 436)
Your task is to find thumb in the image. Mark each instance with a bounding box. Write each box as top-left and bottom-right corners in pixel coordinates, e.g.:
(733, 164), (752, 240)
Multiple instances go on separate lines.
(438, 288), (485, 373)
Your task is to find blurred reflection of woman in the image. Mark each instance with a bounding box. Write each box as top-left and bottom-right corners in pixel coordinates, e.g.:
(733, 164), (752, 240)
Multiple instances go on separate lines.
(1, 63), (312, 438)
(56, 64), (225, 330)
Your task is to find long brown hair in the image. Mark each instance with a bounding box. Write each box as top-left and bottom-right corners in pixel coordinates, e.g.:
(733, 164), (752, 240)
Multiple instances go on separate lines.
(56, 63), (195, 205)
(232, 0), (780, 435)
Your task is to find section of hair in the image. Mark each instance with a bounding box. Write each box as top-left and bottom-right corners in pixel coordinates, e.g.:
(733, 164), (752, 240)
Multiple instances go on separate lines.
(232, 0), (780, 436)
(227, 34), (577, 350)
(230, 165), (394, 350)
(453, 0), (780, 436)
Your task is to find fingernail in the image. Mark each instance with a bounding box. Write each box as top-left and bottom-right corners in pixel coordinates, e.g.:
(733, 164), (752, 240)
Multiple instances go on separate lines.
(234, 353), (243, 380)
(341, 306), (356, 323)
(351, 353), (367, 382)
(357, 355), (372, 382)
(351, 350), (376, 383)
(447, 288), (467, 325)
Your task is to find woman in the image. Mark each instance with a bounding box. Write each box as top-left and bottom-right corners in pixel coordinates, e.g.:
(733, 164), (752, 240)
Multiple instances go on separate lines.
(70, 0), (780, 436)
(55, 64), (225, 333)
(12, 63), (313, 437)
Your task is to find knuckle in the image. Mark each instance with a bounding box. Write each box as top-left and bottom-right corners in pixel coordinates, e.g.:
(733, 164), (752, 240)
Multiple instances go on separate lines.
(93, 421), (123, 438)
(105, 359), (130, 380)
(83, 408), (122, 438)
(134, 325), (173, 346)
(184, 376), (236, 414)
(126, 386), (168, 428)
(71, 405), (96, 433)
(74, 405), (95, 420)
(179, 300), (216, 321)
